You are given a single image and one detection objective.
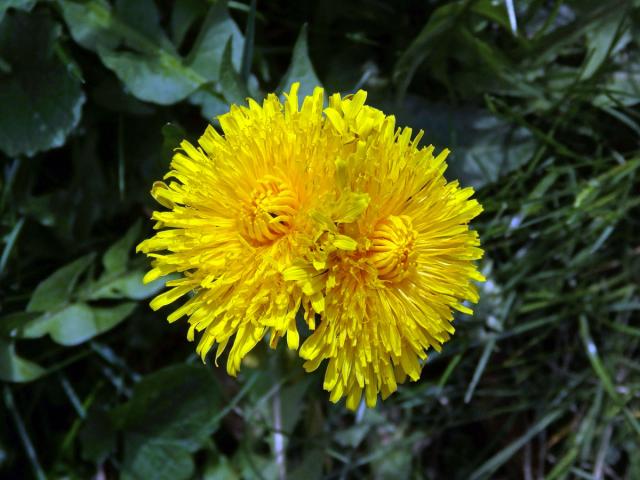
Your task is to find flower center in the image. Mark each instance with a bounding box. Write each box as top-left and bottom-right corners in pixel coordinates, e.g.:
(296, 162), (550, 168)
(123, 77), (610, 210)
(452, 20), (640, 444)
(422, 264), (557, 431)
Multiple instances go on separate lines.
(368, 215), (417, 282)
(239, 176), (298, 245)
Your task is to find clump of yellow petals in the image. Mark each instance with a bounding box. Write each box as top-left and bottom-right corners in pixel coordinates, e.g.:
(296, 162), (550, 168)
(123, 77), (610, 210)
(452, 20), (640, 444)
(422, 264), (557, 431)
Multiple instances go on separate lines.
(137, 84), (347, 375)
(287, 91), (485, 409)
(139, 83), (484, 409)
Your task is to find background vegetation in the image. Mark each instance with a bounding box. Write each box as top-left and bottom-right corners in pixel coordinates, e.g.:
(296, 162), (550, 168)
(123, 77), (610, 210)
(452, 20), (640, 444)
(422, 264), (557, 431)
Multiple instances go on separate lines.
(1, 0), (639, 478)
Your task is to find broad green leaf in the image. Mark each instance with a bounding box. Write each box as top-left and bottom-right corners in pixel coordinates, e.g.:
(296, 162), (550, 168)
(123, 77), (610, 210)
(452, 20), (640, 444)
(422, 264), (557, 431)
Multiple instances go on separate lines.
(117, 364), (223, 480)
(219, 38), (250, 105)
(57, 0), (170, 52)
(122, 439), (195, 480)
(117, 364), (223, 449)
(98, 0), (195, 103)
(88, 221), (170, 302)
(60, 303), (137, 346)
(21, 302), (137, 346)
(278, 25), (321, 98)
(26, 253), (95, 313)
(0, 12), (85, 157)
(56, 0), (121, 50)
(0, 338), (45, 383)
(57, 0), (222, 105)
(388, 98), (536, 189)
(183, 2), (253, 117)
(447, 115), (535, 189)
(103, 221), (142, 274)
(98, 49), (202, 105)
(21, 303), (92, 339)
(87, 270), (166, 301)
(186, 1), (244, 82)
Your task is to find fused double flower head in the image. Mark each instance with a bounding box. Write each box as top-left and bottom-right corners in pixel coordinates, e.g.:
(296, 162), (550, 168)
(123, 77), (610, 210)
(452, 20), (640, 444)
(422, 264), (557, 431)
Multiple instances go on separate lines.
(137, 84), (484, 409)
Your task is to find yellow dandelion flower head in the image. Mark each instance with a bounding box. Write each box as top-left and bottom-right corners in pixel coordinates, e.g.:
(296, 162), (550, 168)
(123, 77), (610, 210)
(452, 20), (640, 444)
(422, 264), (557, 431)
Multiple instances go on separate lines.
(137, 84), (342, 375)
(138, 83), (484, 409)
(287, 90), (485, 409)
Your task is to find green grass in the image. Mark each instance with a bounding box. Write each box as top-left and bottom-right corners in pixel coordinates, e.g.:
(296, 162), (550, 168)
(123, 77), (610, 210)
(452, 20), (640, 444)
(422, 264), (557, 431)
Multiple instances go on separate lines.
(1, 0), (639, 478)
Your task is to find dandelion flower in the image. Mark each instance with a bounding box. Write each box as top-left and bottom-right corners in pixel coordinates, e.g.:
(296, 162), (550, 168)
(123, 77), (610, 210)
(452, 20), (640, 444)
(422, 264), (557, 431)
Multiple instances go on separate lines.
(137, 84), (351, 375)
(138, 84), (483, 406)
(286, 91), (485, 409)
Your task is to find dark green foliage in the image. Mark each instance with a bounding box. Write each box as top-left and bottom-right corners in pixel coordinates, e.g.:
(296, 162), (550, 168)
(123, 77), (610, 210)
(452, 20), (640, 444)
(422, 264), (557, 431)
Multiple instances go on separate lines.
(0, 11), (85, 157)
(0, 0), (638, 479)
